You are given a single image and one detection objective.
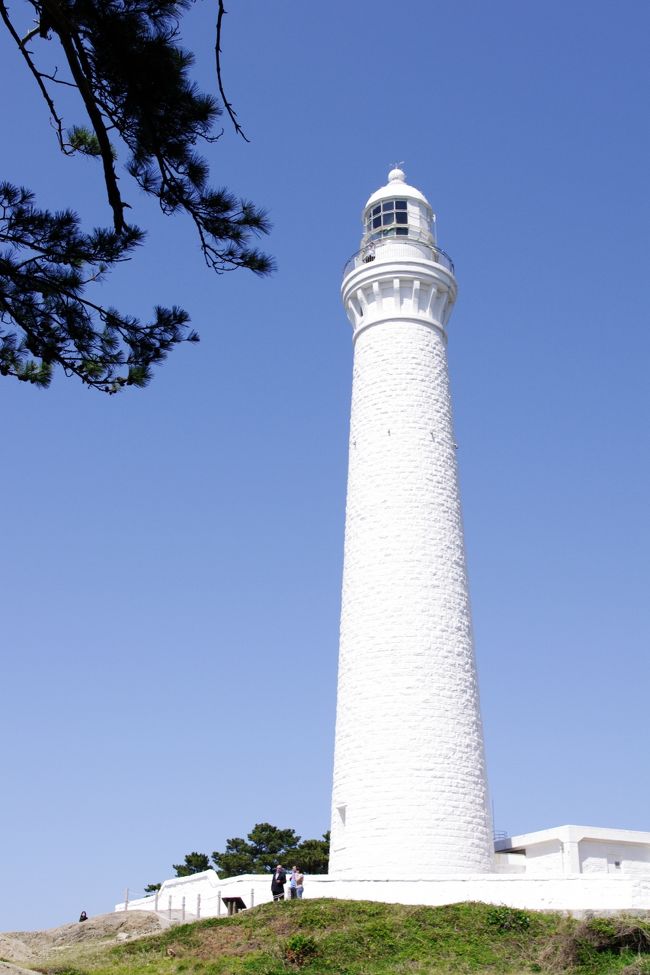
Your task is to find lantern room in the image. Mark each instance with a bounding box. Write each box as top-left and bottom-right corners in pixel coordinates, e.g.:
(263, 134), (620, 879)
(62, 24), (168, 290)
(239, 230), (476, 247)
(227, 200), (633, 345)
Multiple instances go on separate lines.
(361, 167), (436, 246)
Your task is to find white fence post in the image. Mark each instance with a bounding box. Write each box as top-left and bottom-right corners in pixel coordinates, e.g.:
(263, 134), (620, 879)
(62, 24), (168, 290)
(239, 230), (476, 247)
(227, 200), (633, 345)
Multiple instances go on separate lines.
(181, 896), (186, 922)
(250, 888), (254, 909)
(217, 890), (221, 916)
(168, 895), (172, 920)
(124, 888), (129, 913)
(154, 892), (159, 912)
(196, 893), (201, 920)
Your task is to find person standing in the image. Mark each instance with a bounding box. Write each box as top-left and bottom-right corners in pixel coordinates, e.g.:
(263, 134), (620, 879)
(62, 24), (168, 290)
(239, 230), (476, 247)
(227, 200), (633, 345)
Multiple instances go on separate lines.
(295, 868), (304, 899)
(271, 864), (287, 902)
(288, 865), (299, 899)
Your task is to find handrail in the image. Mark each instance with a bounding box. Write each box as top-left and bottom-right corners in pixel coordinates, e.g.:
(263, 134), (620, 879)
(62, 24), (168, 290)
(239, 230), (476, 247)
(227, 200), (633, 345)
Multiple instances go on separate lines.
(343, 233), (455, 277)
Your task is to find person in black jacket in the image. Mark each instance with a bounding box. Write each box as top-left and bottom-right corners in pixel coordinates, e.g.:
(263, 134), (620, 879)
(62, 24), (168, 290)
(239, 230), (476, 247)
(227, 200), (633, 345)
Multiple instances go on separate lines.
(271, 864), (287, 901)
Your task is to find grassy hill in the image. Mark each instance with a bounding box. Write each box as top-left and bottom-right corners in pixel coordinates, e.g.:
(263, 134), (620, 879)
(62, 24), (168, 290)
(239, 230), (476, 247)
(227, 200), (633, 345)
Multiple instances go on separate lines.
(9, 900), (650, 975)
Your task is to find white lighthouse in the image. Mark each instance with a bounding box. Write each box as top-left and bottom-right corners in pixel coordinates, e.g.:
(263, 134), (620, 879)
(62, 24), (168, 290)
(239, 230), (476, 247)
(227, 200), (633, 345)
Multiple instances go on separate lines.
(114, 167), (650, 920)
(329, 167), (494, 878)
(113, 169), (650, 922)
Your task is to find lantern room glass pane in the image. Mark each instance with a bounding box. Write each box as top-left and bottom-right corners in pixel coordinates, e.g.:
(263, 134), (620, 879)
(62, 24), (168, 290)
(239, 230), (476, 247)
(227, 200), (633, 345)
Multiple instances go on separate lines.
(395, 200), (407, 210)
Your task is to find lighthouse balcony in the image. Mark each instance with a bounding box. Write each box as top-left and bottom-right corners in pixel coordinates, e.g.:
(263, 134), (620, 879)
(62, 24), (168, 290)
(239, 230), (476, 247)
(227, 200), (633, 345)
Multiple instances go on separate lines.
(343, 231), (455, 278)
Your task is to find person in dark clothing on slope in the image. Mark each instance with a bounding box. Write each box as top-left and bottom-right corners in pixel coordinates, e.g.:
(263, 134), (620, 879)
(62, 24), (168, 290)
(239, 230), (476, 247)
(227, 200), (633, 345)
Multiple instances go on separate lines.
(271, 864), (287, 901)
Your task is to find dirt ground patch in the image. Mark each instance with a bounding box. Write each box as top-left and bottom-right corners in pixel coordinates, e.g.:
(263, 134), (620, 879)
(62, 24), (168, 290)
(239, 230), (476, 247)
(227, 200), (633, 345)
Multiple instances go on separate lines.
(0, 962), (39, 975)
(166, 911), (298, 961)
(0, 912), (165, 966)
(187, 926), (266, 960)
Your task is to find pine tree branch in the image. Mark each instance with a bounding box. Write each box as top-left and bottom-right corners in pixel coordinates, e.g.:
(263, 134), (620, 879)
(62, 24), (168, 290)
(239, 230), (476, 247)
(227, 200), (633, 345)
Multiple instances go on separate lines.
(0, 0), (68, 153)
(0, 4), (272, 392)
(20, 24), (40, 44)
(215, 0), (249, 142)
(39, 0), (127, 233)
(40, 68), (77, 88)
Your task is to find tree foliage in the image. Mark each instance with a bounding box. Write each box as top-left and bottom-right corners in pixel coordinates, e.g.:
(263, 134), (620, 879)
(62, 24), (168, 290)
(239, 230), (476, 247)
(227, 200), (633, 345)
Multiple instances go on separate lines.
(172, 851), (212, 876)
(291, 832), (330, 875)
(211, 823), (330, 878)
(212, 823), (301, 877)
(0, 0), (272, 392)
(0, 183), (193, 389)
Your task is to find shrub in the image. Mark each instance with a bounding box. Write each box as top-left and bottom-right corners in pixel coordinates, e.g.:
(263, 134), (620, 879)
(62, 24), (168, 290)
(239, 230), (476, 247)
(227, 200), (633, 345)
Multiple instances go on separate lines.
(486, 905), (532, 933)
(541, 915), (650, 970)
(579, 916), (650, 954)
(282, 934), (318, 966)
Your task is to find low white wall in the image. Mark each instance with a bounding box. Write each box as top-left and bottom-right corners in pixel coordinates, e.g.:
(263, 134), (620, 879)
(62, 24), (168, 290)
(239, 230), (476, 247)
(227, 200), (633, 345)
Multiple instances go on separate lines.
(117, 871), (273, 918)
(116, 869), (650, 915)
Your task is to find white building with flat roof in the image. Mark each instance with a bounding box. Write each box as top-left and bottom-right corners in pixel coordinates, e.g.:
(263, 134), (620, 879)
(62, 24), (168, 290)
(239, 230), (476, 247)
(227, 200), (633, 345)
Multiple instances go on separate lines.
(496, 825), (650, 879)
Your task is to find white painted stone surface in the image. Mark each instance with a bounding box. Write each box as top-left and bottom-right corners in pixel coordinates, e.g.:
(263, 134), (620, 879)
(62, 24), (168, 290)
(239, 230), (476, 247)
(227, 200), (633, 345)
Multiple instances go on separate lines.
(525, 840), (565, 877)
(330, 169), (493, 877)
(494, 852), (526, 873)
(581, 841), (650, 876)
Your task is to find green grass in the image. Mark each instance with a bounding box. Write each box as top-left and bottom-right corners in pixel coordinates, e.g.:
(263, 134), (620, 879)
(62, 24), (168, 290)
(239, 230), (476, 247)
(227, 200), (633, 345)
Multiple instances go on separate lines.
(33, 900), (650, 975)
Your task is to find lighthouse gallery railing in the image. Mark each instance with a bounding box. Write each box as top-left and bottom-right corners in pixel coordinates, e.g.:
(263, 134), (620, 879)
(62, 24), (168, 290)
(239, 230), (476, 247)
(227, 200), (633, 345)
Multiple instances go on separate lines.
(343, 233), (455, 277)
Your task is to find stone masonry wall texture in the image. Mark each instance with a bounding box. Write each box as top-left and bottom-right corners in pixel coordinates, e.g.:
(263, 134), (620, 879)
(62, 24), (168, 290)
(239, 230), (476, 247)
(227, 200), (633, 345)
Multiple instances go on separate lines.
(330, 222), (493, 878)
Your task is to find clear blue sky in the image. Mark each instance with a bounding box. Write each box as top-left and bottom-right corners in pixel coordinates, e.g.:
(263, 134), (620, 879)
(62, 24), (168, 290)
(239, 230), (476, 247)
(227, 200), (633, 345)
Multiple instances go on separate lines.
(1, 0), (648, 931)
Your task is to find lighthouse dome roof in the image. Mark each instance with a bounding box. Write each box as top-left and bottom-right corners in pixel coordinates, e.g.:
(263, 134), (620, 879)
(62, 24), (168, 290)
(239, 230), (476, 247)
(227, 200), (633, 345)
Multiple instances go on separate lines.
(364, 167), (429, 209)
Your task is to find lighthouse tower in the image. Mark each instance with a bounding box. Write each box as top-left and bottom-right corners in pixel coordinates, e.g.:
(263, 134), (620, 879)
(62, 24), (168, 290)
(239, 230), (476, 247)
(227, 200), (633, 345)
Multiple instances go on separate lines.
(329, 168), (493, 878)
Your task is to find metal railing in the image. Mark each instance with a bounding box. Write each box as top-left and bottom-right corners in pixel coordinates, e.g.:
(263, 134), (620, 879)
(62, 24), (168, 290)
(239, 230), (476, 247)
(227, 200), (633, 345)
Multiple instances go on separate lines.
(343, 232), (455, 277)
